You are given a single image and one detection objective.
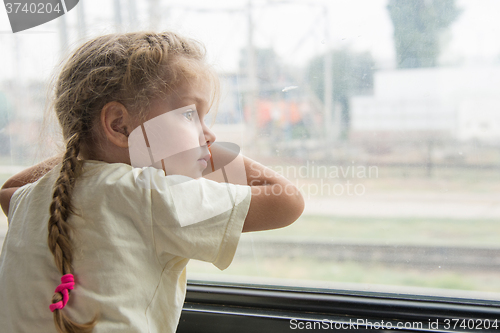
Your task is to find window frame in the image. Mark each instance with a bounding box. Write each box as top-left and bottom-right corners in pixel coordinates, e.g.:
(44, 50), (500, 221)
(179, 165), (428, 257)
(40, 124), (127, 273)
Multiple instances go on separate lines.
(177, 281), (500, 333)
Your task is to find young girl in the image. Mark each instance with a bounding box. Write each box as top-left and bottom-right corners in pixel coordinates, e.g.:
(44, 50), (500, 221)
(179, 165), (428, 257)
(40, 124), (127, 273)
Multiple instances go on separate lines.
(0, 32), (304, 333)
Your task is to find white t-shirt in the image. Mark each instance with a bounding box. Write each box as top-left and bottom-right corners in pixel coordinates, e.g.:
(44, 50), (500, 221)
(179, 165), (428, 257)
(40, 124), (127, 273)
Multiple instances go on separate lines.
(0, 160), (252, 333)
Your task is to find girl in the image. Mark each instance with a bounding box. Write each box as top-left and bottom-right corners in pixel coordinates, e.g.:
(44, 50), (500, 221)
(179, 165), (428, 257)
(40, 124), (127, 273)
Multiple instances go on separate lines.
(0, 32), (304, 333)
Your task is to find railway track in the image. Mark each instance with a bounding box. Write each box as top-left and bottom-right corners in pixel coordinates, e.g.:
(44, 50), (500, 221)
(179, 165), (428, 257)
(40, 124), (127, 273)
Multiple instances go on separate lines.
(235, 239), (500, 271)
(1, 233), (499, 271)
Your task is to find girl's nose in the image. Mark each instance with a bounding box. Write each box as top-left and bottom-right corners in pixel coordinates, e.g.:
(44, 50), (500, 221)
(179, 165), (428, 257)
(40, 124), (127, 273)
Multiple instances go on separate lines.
(200, 124), (216, 147)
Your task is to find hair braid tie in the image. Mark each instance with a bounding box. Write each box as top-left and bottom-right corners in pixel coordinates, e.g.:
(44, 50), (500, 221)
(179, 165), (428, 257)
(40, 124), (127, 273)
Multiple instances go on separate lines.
(50, 274), (75, 312)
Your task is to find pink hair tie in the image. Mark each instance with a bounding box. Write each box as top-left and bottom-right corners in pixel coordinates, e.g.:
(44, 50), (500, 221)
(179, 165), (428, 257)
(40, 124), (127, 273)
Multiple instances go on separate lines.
(49, 274), (75, 312)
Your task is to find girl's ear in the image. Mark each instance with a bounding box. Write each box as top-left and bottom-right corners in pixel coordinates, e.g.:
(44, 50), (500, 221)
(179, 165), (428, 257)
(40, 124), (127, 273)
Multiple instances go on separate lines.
(100, 101), (132, 148)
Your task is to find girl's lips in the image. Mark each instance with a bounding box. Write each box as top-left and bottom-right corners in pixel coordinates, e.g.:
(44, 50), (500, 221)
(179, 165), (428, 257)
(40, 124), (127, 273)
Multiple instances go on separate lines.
(197, 153), (211, 169)
(198, 158), (208, 169)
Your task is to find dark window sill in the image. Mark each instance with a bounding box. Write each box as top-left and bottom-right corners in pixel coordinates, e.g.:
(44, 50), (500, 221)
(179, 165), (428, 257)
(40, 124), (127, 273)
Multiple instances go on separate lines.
(177, 281), (500, 333)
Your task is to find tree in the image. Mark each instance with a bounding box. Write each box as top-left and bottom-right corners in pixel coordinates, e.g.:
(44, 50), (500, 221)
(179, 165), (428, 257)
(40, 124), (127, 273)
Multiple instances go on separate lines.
(387, 0), (461, 68)
(307, 48), (375, 140)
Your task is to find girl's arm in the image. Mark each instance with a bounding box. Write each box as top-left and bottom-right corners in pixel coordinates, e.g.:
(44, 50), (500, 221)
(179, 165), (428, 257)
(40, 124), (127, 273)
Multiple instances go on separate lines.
(241, 155), (305, 232)
(207, 143), (304, 233)
(0, 156), (61, 216)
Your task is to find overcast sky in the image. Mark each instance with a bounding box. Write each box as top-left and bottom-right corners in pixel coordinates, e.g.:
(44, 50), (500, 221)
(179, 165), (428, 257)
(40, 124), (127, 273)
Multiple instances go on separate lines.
(0, 0), (499, 83)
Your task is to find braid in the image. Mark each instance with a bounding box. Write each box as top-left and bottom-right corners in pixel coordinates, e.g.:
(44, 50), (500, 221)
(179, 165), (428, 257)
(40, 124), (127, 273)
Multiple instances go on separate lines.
(48, 129), (97, 333)
(48, 131), (80, 274)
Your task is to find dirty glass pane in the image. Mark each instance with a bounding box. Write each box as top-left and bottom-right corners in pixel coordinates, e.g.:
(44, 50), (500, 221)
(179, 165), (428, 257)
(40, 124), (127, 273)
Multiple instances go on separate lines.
(1, 0), (499, 301)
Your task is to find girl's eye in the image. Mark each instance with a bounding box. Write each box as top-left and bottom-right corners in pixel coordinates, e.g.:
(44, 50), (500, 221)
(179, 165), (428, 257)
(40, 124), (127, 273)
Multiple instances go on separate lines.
(183, 110), (194, 121)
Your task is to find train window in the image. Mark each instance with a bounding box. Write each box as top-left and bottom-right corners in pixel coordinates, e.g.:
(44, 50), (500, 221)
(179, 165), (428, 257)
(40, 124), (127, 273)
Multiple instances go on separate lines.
(1, 0), (499, 331)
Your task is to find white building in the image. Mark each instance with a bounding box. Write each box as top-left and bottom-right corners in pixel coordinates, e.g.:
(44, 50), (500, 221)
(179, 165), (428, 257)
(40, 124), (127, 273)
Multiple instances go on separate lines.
(350, 66), (500, 143)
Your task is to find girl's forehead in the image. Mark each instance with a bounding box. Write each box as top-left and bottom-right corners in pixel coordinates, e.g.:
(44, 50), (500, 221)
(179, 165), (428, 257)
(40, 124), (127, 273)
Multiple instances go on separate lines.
(145, 79), (211, 120)
(164, 87), (210, 113)
(174, 80), (211, 103)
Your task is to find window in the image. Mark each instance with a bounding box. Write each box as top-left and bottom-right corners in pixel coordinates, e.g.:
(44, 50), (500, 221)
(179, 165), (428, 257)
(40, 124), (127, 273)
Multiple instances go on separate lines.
(1, 0), (499, 330)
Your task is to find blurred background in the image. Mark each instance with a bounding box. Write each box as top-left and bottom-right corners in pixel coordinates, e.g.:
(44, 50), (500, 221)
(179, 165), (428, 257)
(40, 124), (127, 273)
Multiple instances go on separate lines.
(1, 0), (499, 300)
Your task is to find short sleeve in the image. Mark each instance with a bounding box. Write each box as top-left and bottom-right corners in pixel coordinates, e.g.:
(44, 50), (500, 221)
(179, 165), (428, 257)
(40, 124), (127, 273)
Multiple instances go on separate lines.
(139, 168), (252, 270)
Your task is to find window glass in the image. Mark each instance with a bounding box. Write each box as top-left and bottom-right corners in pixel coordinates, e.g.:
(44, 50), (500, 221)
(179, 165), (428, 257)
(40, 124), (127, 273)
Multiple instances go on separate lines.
(1, 0), (499, 301)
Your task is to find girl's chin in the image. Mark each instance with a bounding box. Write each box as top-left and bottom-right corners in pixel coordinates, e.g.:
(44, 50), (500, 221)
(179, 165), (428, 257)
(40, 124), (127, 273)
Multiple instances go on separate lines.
(177, 168), (204, 180)
(162, 160), (207, 178)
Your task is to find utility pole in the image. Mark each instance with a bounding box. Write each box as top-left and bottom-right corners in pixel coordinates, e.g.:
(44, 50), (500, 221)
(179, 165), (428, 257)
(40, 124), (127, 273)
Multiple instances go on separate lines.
(323, 4), (333, 144)
(246, 0), (259, 155)
(58, 13), (68, 58)
(13, 35), (21, 85)
(149, 0), (161, 30)
(127, 0), (138, 30)
(77, 1), (86, 40)
(114, 0), (122, 32)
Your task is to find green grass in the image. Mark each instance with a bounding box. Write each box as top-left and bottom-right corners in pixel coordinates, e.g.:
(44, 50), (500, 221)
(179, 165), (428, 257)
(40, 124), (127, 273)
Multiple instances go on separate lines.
(188, 257), (500, 293)
(253, 215), (500, 248)
(187, 214), (500, 293)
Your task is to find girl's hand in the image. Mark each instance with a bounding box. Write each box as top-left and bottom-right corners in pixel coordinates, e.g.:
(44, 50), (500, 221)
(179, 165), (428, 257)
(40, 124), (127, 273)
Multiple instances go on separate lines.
(241, 154), (305, 232)
(205, 143), (304, 233)
(0, 187), (20, 217)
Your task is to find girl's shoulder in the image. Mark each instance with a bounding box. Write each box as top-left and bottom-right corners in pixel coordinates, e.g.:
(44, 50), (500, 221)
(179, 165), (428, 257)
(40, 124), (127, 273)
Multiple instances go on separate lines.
(9, 161), (134, 213)
(80, 160), (135, 183)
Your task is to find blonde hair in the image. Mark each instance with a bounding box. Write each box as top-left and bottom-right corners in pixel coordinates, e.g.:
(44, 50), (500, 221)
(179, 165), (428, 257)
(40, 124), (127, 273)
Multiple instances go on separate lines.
(48, 31), (217, 333)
